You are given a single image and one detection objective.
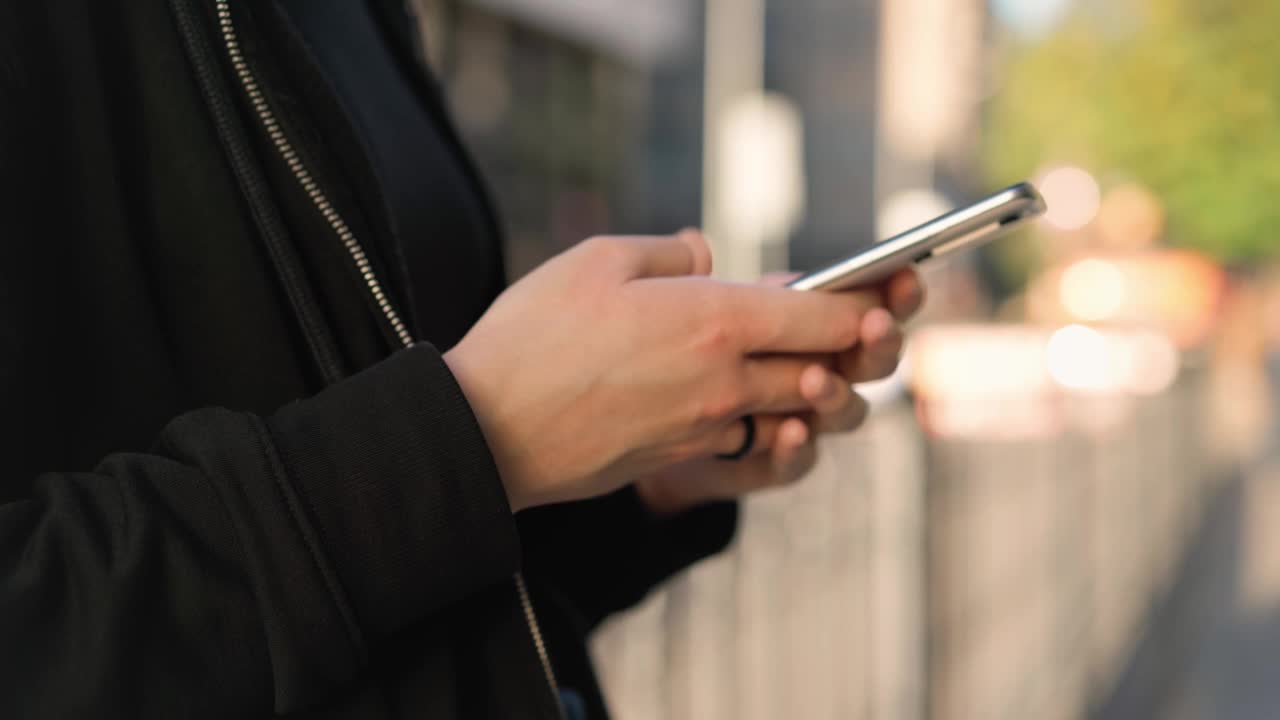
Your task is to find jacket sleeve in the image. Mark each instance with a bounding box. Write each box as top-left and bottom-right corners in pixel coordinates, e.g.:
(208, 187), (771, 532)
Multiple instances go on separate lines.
(518, 487), (739, 631)
(0, 345), (519, 717)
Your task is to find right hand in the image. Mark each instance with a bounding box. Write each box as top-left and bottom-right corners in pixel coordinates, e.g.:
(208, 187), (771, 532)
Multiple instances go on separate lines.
(443, 230), (882, 512)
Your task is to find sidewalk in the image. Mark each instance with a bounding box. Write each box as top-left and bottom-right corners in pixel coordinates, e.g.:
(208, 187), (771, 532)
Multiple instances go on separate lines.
(1179, 462), (1280, 719)
(1095, 462), (1280, 720)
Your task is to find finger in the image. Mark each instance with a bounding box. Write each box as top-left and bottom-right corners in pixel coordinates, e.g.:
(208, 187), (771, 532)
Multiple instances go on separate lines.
(708, 413), (801, 457)
(798, 364), (850, 417)
(861, 307), (899, 346)
(836, 308), (905, 383)
(727, 284), (882, 354)
(750, 352), (837, 370)
(676, 228), (715, 276)
(739, 356), (847, 415)
(703, 452), (795, 496)
(770, 418), (818, 482)
(711, 415), (763, 457)
(884, 267), (925, 321)
(797, 363), (871, 432)
(773, 416), (809, 458)
(810, 389), (870, 435)
(612, 229), (713, 280)
(757, 272), (801, 288)
(698, 420), (817, 496)
(736, 398), (870, 446)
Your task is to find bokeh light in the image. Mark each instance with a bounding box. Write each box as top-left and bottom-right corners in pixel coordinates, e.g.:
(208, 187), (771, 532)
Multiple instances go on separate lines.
(909, 325), (1059, 440)
(1046, 324), (1114, 391)
(1125, 331), (1179, 396)
(877, 188), (952, 239)
(989, 0), (1074, 39)
(1096, 182), (1166, 251)
(1140, 250), (1227, 348)
(1044, 325), (1179, 396)
(1038, 165), (1102, 231)
(1060, 258), (1126, 321)
(913, 326), (1050, 398)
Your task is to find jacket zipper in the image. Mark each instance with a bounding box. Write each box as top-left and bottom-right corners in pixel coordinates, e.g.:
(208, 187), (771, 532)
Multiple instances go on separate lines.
(211, 1), (563, 716)
(168, 0), (348, 386)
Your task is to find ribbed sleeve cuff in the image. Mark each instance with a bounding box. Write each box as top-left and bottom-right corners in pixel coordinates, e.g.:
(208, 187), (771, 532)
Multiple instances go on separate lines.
(267, 344), (520, 640)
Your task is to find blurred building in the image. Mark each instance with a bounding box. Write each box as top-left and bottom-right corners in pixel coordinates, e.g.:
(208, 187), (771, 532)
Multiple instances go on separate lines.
(411, 0), (931, 278)
(763, 0), (881, 270)
(412, 0), (996, 274)
(408, 0), (675, 277)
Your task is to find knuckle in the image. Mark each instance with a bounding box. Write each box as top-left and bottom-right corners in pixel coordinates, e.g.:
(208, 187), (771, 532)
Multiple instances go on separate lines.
(678, 227), (711, 258)
(710, 291), (764, 348)
(694, 384), (747, 426)
(582, 235), (629, 265)
(696, 313), (739, 357)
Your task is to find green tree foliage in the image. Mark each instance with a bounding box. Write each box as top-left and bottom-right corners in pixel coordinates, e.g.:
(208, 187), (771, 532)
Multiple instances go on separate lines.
(985, 0), (1280, 264)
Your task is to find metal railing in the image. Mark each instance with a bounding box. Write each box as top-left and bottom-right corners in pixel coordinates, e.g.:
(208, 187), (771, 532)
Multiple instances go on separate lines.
(592, 368), (1211, 720)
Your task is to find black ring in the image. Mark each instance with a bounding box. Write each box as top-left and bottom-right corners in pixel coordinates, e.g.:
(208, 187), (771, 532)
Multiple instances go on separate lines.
(716, 415), (756, 461)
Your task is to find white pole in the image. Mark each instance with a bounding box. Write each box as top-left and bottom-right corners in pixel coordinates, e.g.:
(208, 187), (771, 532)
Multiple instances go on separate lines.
(701, 0), (766, 281)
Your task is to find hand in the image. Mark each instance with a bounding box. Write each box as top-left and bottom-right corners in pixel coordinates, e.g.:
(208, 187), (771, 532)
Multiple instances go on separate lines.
(444, 230), (887, 512)
(831, 268), (923, 385)
(634, 268), (924, 515)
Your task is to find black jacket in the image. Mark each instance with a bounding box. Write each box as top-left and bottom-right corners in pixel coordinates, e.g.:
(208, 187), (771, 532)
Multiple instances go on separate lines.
(0, 1), (736, 718)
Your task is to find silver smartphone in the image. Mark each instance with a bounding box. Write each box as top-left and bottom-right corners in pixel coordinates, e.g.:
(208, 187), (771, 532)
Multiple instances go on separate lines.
(786, 182), (1046, 292)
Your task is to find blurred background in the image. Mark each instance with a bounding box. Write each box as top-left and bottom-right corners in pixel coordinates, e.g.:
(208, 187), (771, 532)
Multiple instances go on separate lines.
(409, 0), (1280, 717)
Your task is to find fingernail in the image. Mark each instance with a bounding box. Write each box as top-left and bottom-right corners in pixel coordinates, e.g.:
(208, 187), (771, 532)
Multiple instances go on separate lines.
(808, 368), (838, 401)
(787, 420), (810, 447)
(863, 308), (894, 342)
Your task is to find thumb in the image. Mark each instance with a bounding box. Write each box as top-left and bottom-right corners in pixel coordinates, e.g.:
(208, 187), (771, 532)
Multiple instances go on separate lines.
(623, 228), (713, 280)
(758, 271), (802, 288)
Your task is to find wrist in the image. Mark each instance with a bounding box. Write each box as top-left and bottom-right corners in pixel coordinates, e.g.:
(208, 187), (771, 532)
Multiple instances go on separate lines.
(443, 346), (532, 513)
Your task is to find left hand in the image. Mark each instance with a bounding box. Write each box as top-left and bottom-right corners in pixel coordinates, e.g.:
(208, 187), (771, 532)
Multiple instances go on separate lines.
(635, 268), (924, 515)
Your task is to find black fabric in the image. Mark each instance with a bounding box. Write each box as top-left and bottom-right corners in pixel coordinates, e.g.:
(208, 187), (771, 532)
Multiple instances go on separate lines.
(0, 0), (738, 718)
(521, 490), (739, 717)
(233, 0), (419, 365)
(275, 0), (501, 352)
